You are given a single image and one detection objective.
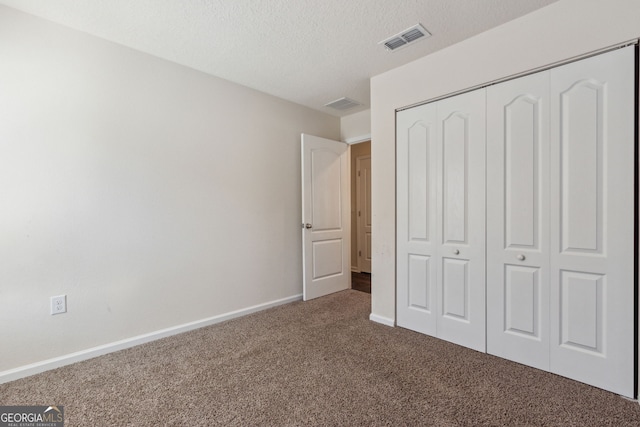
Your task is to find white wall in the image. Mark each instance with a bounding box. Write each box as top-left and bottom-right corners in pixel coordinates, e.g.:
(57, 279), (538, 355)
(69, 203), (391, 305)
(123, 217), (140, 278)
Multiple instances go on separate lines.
(0, 6), (339, 375)
(340, 109), (371, 143)
(370, 0), (640, 324)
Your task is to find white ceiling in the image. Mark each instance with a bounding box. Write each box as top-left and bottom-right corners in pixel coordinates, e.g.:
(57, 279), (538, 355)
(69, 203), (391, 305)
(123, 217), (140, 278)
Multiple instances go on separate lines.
(0, 0), (558, 117)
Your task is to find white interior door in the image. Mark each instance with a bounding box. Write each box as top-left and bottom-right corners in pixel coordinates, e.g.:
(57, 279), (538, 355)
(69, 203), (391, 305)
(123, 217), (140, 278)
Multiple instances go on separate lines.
(435, 89), (486, 352)
(356, 155), (372, 273)
(397, 103), (439, 336)
(301, 134), (350, 301)
(487, 70), (551, 370)
(549, 46), (635, 397)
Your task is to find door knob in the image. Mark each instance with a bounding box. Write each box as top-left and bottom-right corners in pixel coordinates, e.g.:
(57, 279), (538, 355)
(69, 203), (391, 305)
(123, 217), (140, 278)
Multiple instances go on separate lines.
(517, 254), (526, 261)
(453, 249), (460, 255)
(304, 223), (313, 229)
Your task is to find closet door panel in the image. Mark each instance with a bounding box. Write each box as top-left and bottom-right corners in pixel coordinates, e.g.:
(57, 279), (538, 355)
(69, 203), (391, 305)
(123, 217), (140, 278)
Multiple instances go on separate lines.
(487, 71), (550, 370)
(442, 257), (469, 319)
(436, 89), (486, 352)
(560, 80), (603, 254)
(397, 103), (439, 335)
(550, 46), (635, 398)
(442, 113), (469, 244)
(504, 265), (540, 335)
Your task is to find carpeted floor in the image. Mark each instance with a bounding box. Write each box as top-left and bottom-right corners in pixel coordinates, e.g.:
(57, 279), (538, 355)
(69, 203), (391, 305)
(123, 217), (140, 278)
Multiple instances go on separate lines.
(2, 290), (640, 426)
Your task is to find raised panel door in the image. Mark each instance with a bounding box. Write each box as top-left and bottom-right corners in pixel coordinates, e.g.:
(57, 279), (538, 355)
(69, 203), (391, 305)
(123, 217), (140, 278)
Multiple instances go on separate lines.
(436, 89), (486, 352)
(549, 46), (635, 397)
(301, 134), (350, 301)
(356, 156), (372, 273)
(397, 103), (438, 335)
(486, 71), (550, 370)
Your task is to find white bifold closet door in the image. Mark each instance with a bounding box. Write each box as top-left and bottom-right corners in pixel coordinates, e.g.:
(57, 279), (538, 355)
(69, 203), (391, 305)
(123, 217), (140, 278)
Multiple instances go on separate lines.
(487, 46), (635, 397)
(399, 46), (635, 397)
(397, 102), (438, 336)
(397, 89), (486, 352)
(548, 47), (635, 397)
(486, 70), (551, 371)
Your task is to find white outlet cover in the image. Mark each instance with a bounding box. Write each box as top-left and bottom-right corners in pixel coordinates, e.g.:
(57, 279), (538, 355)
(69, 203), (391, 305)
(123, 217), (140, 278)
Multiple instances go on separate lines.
(51, 295), (67, 315)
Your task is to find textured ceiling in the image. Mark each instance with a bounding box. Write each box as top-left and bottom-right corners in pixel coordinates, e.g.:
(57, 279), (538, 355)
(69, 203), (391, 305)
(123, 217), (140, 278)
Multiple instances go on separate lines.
(0, 0), (558, 116)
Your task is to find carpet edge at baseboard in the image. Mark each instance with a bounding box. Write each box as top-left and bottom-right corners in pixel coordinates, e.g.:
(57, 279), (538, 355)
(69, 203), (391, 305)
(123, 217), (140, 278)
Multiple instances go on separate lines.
(369, 313), (394, 327)
(0, 293), (303, 385)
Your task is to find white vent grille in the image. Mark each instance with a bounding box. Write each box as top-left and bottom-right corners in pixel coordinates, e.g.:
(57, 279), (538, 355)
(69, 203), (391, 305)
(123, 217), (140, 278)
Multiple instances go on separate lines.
(380, 24), (431, 52)
(324, 97), (361, 111)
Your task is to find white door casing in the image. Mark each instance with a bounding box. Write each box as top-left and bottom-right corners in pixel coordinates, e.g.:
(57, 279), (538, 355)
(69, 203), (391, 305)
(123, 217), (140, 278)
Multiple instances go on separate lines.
(301, 134), (350, 301)
(487, 70), (551, 370)
(549, 46), (635, 397)
(356, 155), (372, 273)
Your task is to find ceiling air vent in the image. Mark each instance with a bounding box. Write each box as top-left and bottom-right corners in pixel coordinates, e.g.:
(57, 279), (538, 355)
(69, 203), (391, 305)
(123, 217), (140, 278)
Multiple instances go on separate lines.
(324, 97), (361, 111)
(380, 23), (431, 52)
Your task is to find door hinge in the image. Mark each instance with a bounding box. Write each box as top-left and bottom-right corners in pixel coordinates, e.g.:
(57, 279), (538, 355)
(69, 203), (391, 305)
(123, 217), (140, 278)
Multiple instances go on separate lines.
(359, 250), (362, 257)
(358, 171), (361, 177)
(358, 211), (361, 217)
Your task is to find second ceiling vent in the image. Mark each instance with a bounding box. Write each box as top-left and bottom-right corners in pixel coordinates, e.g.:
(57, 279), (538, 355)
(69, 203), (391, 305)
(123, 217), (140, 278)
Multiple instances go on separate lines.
(324, 97), (362, 111)
(380, 23), (431, 52)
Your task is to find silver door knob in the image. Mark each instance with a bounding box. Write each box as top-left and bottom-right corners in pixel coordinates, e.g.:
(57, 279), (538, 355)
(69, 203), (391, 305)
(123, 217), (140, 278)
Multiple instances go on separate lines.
(517, 254), (526, 261)
(305, 223), (312, 229)
(453, 249), (460, 255)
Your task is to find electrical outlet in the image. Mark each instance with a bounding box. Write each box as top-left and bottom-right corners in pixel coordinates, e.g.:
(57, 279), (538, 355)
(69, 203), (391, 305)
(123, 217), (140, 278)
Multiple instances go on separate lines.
(51, 295), (67, 315)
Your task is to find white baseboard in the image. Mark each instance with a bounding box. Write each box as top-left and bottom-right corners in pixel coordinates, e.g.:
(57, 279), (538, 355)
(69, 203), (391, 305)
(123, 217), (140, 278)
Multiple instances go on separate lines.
(351, 267), (361, 273)
(369, 313), (395, 327)
(0, 294), (302, 385)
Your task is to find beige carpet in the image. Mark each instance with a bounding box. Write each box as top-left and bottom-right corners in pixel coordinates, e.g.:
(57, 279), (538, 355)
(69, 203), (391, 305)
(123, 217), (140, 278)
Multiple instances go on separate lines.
(2, 290), (640, 426)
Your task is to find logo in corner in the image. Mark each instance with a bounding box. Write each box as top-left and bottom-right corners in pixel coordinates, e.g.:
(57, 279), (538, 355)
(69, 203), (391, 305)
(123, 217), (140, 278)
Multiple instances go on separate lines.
(0, 405), (64, 426)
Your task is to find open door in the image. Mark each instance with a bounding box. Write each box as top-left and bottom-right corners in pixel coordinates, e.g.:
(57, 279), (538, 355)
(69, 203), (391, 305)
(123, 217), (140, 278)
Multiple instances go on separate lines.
(301, 133), (350, 300)
(356, 154), (372, 273)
